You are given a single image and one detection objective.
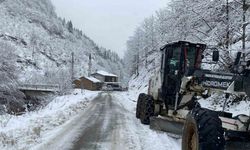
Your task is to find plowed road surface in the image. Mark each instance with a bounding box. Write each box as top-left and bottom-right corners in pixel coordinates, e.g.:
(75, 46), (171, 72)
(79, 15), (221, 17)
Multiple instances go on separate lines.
(38, 92), (180, 150)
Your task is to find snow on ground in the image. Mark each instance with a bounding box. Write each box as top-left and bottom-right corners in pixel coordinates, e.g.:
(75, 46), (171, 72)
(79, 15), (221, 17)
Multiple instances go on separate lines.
(0, 89), (100, 150)
(118, 68), (181, 150)
(112, 91), (181, 150)
(199, 94), (250, 117)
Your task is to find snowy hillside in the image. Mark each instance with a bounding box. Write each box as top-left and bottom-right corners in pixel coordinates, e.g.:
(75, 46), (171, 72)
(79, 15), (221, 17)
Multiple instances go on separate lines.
(125, 0), (250, 77)
(0, 0), (125, 85)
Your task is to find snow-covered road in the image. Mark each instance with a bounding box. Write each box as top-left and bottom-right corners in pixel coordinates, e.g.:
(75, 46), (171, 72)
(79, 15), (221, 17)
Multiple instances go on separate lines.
(34, 92), (181, 150)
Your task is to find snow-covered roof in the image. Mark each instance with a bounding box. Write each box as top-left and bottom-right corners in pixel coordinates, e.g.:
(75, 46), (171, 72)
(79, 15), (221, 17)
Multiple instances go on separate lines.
(84, 76), (101, 83)
(94, 70), (117, 77)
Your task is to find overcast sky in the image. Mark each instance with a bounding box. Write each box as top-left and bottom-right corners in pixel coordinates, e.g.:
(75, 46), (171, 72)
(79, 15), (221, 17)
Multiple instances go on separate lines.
(51, 0), (169, 57)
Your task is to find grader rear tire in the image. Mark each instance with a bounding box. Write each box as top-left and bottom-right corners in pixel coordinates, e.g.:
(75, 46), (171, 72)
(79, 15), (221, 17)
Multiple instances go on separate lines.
(140, 95), (154, 125)
(136, 93), (146, 119)
(182, 107), (225, 150)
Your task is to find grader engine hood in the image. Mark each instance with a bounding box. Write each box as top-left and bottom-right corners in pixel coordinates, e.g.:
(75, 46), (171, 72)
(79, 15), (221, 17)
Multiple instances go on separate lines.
(202, 72), (234, 90)
(194, 70), (236, 91)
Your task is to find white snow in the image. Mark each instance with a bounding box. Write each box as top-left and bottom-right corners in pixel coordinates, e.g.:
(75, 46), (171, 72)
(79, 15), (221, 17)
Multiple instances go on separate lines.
(84, 76), (101, 83)
(0, 89), (100, 150)
(95, 70), (118, 77)
(112, 91), (181, 150)
(110, 73), (181, 150)
(199, 94), (250, 117)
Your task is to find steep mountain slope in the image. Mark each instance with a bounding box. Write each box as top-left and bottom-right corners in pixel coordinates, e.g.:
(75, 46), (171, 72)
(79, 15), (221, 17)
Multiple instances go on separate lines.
(0, 0), (125, 86)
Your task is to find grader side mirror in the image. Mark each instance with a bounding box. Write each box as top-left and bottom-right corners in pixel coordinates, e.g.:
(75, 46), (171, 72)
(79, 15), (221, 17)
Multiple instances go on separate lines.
(212, 50), (219, 62)
(201, 55), (205, 60)
(234, 52), (242, 66)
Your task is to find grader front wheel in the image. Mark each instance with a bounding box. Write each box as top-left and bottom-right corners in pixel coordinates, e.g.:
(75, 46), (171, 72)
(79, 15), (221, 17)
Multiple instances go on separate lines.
(140, 95), (154, 125)
(136, 93), (146, 119)
(182, 107), (225, 150)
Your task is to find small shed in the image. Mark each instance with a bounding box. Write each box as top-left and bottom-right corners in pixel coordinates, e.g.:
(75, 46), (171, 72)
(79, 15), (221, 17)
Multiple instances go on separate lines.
(91, 70), (118, 83)
(73, 76), (102, 91)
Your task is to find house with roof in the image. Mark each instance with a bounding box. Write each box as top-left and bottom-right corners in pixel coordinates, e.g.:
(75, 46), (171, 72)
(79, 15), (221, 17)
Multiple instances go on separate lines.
(73, 76), (103, 91)
(91, 70), (118, 83)
(91, 70), (122, 91)
(73, 70), (119, 91)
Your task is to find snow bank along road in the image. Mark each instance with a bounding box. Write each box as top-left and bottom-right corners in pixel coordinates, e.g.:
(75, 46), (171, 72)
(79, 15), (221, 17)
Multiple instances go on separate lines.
(35, 92), (181, 150)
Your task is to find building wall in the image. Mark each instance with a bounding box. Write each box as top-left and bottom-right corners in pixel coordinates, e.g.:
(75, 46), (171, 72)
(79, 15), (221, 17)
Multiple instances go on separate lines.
(73, 77), (102, 91)
(73, 80), (81, 88)
(81, 78), (93, 90)
(105, 76), (118, 82)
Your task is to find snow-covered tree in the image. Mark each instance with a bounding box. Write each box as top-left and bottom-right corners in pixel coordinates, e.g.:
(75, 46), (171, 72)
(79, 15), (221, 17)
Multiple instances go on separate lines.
(0, 42), (25, 114)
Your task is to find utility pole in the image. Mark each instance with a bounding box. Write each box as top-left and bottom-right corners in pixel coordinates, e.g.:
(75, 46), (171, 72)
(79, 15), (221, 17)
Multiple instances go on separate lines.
(145, 47), (148, 69)
(242, 0), (248, 61)
(137, 52), (139, 76)
(88, 53), (92, 77)
(119, 69), (122, 82)
(136, 33), (141, 77)
(226, 0), (230, 49)
(71, 52), (74, 82)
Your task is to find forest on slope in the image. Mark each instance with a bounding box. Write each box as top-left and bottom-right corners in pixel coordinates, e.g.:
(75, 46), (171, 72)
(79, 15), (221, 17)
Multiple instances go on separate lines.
(0, 0), (125, 114)
(125, 0), (250, 78)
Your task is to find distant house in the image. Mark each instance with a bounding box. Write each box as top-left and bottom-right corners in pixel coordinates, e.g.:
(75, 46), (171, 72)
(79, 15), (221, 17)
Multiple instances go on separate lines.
(73, 76), (102, 91)
(91, 70), (118, 83)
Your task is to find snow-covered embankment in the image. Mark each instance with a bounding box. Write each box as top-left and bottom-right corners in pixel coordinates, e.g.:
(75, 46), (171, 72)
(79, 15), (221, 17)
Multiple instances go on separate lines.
(0, 90), (99, 150)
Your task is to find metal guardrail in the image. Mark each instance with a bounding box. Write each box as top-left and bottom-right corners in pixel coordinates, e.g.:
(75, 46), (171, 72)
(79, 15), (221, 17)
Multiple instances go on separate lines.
(18, 84), (60, 92)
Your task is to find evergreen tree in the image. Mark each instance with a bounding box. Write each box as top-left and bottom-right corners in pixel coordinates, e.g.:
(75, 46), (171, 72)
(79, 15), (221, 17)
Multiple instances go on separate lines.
(62, 18), (66, 26)
(67, 21), (73, 33)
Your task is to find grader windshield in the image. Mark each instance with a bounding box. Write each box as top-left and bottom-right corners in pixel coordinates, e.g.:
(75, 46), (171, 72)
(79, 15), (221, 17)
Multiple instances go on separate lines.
(162, 41), (206, 76)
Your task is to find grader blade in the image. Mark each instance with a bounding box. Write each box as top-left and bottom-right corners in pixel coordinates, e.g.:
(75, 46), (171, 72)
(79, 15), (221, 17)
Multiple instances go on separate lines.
(150, 116), (183, 136)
